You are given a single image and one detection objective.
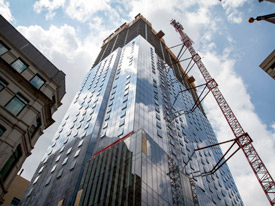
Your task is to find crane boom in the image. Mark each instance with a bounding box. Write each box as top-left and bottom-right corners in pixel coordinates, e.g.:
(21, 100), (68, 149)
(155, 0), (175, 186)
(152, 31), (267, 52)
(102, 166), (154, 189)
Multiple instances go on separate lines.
(170, 19), (275, 206)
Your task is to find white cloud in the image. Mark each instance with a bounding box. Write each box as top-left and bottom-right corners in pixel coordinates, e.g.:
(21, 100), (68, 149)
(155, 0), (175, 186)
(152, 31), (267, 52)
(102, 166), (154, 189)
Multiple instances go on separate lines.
(221, 0), (248, 23)
(18, 1), (274, 205)
(65, 0), (111, 22)
(33, 0), (65, 20)
(198, 50), (275, 206)
(33, 0), (59, 19)
(33, 0), (113, 22)
(18, 23), (110, 179)
(0, 0), (14, 22)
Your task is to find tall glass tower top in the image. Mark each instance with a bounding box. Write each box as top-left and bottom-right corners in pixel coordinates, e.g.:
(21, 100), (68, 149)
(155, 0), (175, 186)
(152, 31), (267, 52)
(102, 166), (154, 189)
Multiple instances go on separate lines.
(20, 14), (243, 206)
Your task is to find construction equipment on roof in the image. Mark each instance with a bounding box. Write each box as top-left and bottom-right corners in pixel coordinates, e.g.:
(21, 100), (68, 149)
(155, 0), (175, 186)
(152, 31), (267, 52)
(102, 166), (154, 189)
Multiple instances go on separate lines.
(170, 19), (275, 206)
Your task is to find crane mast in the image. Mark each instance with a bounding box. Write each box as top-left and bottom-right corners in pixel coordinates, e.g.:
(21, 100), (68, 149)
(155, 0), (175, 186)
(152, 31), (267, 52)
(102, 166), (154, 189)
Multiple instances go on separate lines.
(170, 19), (275, 205)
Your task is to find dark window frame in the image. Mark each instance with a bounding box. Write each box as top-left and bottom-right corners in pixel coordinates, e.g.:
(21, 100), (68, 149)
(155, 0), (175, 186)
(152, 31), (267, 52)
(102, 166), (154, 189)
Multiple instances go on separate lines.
(0, 145), (22, 181)
(5, 93), (29, 116)
(10, 58), (28, 73)
(0, 41), (9, 56)
(29, 74), (45, 89)
(0, 124), (6, 136)
(0, 77), (8, 91)
(28, 117), (41, 138)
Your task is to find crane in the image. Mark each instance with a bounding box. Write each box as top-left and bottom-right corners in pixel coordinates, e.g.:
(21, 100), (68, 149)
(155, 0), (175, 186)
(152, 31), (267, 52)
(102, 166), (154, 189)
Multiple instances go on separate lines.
(170, 19), (275, 205)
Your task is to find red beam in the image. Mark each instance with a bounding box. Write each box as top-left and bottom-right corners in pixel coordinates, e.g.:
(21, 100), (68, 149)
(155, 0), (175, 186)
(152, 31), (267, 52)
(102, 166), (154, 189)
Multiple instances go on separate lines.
(92, 131), (134, 158)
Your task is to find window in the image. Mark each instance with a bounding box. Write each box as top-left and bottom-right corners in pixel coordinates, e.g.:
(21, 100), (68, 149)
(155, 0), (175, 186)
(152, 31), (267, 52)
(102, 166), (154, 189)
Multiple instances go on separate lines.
(66, 147), (72, 155)
(156, 113), (160, 120)
(103, 122), (108, 129)
(11, 197), (20, 206)
(57, 168), (63, 179)
(5, 93), (28, 116)
(157, 129), (162, 138)
(70, 160), (76, 170)
(118, 128), (124, 137)
(38, 166), (44, 174)
(155, 100), (159, 106)
(62, 157), (68, 165)
(107, 107), (112, 113)
(55, 155), (61, 162)
(0, 78), (8, 91)
(100, 130), (106, 138)
(30, 74), (45, 89)
(155, 106), (160, 113)
(119, 119), (125, 127)
(42, 157), (48, 164)
(156, 121), (162, 129)
(78, 140), (84, 147)
(26, 188), (33, 197)
(60, 146), (65, 153)
(120, 110), (126, 118)
(125, 85), (129, 91)
(29, 117), (41, 138)
(84, 123), (89, 130)
(45, 176), (52, 186)
(51, 165), (57, 173)
(105, 114), (110, 121)
(123, 96), (128, 103)
(74, 149), (80, 157)
(63, 138), (69, 144)
(0, 125), (6, 136)
(121, 103), (127, 110)
(0, 145), (22, 181)
(0, 42), (9, 55)
(11, 59), (27, 73)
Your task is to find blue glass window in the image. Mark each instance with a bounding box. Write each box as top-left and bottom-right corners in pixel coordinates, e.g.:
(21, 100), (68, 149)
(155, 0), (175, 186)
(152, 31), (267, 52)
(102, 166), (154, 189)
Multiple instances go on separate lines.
(0, 42), (8, 55)
(0, 125), (6, 136)
(100, 131), (106, 138)
(120, 110), (126, 118)
(0, 79), (8, 91)
(157, 129), (162, 138)
(156, 113), (160, 120)
(5, 93), (28, 116)
(118, 128), (124, 137)
(107, 107), (112, 113)
(30, 74), (45, 89)
(156, 121), (162, 129)
(155, 106), (160, 113)
(105, 114), (110, 121)
(123, 97), (128, 103)
(119, 119), (125, 127)
(11, 59), (27, 73)
(122, 103), (127, 110)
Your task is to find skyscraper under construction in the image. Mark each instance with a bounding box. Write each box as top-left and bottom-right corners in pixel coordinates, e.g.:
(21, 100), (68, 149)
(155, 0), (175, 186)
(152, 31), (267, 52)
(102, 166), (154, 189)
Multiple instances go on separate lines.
(20, 14), (243, 206)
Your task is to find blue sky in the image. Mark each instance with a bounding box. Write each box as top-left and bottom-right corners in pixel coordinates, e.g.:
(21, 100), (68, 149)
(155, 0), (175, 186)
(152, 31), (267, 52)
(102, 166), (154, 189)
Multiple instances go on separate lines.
(1, 0), (274, 205)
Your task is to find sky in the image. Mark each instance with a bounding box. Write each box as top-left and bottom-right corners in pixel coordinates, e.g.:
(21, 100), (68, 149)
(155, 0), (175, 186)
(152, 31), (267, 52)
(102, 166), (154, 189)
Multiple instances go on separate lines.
(1, 0), (275, 205)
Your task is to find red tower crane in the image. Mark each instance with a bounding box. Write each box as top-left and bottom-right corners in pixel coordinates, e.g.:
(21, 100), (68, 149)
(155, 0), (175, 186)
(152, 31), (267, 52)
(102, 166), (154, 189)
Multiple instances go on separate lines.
(170, 19), (275, 205)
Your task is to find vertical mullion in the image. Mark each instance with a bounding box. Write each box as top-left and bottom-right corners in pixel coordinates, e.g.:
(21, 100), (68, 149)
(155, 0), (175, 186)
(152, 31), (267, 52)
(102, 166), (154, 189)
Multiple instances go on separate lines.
(94, 151), (108, 204)
(82, 158), (98, 206)
(88, 154), (103, 204)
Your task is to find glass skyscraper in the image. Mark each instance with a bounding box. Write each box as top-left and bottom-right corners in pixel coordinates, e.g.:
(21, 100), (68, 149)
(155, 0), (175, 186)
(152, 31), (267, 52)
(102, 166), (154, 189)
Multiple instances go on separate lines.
(20, 14), (243, 206)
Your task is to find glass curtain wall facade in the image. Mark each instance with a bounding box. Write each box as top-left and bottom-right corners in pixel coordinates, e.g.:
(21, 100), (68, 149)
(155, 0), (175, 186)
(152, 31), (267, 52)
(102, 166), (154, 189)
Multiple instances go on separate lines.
(20, 15), (243, 206)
